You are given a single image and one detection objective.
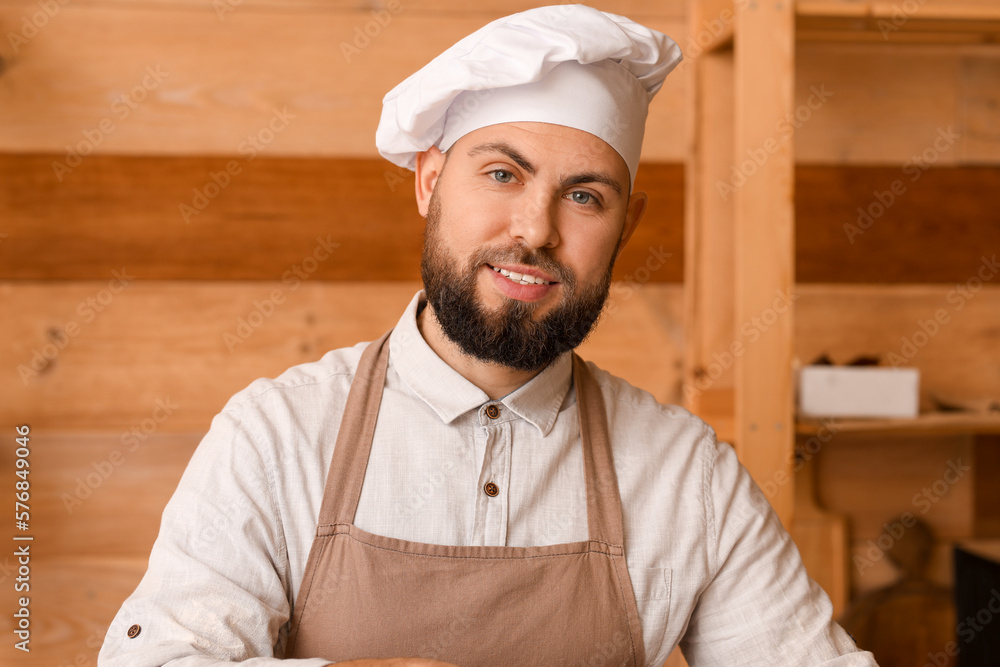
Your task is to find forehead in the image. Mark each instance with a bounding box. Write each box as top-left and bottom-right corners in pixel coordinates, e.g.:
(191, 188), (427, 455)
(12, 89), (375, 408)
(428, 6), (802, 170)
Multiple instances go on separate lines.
(449, 122), (630, 184)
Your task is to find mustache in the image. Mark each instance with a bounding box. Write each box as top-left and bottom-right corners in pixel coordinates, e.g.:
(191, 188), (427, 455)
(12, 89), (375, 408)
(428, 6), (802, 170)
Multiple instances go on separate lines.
(467, 245), (575, 288)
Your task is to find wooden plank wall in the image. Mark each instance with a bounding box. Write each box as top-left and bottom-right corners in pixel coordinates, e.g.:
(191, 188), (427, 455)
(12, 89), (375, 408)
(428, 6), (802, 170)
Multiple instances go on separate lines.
(0, 156), (685, 282)
(3, 7), (1000, 162)
(0, 2), (688, 158)
(1, 0), (999, 664)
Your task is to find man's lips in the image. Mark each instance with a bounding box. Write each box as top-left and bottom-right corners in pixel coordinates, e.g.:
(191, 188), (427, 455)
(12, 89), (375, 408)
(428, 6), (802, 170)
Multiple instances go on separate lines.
(486, 263), (559, 286)
(484, 264), (558, 303)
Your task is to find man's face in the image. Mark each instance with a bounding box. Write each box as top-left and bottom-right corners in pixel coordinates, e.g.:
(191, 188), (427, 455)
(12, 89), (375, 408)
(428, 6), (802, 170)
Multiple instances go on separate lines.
(415, 122), (646, 372)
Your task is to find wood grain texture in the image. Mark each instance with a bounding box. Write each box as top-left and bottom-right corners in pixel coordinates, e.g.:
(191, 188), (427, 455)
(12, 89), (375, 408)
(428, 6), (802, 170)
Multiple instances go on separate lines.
(0, 557), (148, 666)
(796, 166), (1000, 283)
(4, 153), (997, 284)
(0, 432), (199, 558)
(793, 451), (849, 617)
(3, 5), (999, 165)
(798, 413), (1000, 437)
(733, 0), (796, 524)
(0, 154), (685, 282)
(797, 2), (1000, 46)
(0, 281), (685, 431)
(2, 282), (419, 432)
(0, 4), (689, 159)
(795, 42), (1000, 164)
(682, 48), (736, 425)
(959, 57), (1000, 163)
(798, 0), (1000, 20)
(818, 434), (974, 542)
(51, 0), (687, 15)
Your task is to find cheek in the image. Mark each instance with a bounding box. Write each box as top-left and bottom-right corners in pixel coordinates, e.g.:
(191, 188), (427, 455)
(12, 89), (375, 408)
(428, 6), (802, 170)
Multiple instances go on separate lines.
(468, 216), (524, 254)
(559, 224), (620, 273)
(554, 245), (607, 287)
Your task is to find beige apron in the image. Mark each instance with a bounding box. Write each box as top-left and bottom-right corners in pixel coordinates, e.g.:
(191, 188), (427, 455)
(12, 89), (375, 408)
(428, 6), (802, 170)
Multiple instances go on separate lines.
(286, 331), (645, 666)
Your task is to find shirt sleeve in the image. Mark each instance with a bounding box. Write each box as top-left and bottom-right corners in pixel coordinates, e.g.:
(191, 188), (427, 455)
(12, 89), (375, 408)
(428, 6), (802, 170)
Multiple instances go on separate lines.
(678, 438), (879, 666)
(97, 407), (331, 667)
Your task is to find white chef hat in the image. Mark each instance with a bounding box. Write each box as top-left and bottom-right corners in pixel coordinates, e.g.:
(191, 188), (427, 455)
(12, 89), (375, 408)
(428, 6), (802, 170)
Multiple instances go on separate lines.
(375, 4), (682, 192)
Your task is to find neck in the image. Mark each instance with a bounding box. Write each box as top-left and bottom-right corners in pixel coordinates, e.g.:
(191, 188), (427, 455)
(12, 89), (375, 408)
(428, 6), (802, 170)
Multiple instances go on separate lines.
(417, 301), (543, 400)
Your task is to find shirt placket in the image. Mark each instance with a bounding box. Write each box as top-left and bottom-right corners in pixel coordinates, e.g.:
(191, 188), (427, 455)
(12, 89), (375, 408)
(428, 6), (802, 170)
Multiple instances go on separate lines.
(472, 402), (512, 546)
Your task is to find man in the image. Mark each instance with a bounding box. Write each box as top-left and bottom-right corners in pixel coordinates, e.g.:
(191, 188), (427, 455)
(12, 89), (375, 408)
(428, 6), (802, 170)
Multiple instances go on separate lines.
(100, 5), (877, 666)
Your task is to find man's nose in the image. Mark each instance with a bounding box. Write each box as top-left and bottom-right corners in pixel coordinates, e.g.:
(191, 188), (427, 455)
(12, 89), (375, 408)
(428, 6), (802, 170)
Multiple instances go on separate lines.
(508, 194), (560, 249)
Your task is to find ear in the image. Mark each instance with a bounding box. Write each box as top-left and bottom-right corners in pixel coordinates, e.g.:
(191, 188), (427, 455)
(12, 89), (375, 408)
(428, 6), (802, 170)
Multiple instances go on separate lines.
(616, 190), (648, 255)
(414, 146), (447, 218)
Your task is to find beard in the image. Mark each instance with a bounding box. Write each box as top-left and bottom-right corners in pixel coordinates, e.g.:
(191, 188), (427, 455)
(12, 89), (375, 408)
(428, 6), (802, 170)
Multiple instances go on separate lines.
(420, 190), (619, 373)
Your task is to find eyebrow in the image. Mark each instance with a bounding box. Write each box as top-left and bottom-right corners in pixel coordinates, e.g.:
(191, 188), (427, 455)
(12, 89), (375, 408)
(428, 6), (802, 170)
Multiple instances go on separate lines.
(563, 171), (623, 197)
(466, 141), (625, 197)
(467, 142), (536, 174)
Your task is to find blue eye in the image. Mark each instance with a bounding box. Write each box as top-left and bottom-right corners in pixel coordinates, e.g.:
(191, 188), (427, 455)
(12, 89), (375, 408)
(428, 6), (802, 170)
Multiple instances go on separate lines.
(569, 191), (593, 205)
(490, 170), (514, 183)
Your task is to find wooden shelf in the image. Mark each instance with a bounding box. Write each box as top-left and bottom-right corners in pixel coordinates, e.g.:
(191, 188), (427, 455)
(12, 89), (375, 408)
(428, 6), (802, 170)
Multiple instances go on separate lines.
(797, 412), (1000, 437)
(687, 0), (999, 648)
(797, 0), (1000, 43)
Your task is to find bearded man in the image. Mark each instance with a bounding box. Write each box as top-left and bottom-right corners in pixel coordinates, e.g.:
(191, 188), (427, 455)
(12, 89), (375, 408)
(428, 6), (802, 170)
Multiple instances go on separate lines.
(100, 5), (877, 666)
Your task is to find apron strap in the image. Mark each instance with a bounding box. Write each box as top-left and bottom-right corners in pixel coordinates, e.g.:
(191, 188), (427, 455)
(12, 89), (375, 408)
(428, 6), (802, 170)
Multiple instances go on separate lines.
(316, 330), (392, 526)
(573, 353), (626, 547)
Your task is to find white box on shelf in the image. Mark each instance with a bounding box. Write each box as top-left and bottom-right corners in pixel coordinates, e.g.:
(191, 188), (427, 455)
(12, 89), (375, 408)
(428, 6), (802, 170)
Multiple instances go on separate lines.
(798, 366), (920, 419)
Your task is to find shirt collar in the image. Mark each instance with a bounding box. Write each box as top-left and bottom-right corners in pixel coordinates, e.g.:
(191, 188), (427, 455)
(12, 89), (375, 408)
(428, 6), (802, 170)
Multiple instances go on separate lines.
(388, 291), (573, 437)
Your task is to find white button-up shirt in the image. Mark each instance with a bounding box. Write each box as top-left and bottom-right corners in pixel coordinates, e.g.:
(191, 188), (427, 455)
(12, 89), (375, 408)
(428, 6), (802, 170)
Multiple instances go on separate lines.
(99, 291), (876, 666)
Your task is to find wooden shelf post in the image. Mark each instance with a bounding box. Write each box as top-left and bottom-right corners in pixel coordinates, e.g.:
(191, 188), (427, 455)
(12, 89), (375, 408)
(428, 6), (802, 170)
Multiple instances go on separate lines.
(686, 0), (796, 526)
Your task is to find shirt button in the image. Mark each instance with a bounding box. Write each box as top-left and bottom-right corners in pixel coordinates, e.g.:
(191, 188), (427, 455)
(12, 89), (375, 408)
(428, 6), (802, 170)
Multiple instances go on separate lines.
(484, 482), (499, 497)
(485, 404), (500, 419)
(127, 624), (141, 639)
